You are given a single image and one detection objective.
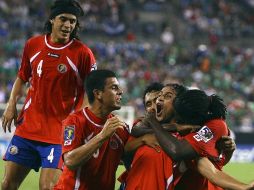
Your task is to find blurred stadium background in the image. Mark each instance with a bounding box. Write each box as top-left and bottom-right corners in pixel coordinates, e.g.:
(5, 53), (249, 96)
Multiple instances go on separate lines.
(0, 0), (254, 189)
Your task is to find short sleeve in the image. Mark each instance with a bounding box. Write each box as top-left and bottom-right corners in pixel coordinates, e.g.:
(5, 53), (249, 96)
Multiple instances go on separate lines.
(18, 41), (32, 82)
(79, 46), (96, 80)
(183, 119), (229, 158)
(62, 115), (83, 154)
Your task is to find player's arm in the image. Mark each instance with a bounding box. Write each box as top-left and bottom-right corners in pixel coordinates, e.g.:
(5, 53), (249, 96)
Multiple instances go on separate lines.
(147, 116), (198, 161)
(2, 77), (25, 132)
(124, 134), (160, 153)
(64, 116), (125, 170)
(131, 120), (198, 138)
(197, 157), (254, 190)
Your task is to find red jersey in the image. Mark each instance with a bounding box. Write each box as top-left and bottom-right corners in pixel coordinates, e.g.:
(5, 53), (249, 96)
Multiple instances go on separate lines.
(15, 35), (96, 144)
(175, 119), (229, 190)
(122, 119), (175, 190)
(125, 146), (174, 190)
(55, 107), (129, 190)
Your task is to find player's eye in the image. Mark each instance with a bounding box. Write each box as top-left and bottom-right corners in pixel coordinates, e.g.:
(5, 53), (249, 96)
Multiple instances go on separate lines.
(146, 102), (152, 108)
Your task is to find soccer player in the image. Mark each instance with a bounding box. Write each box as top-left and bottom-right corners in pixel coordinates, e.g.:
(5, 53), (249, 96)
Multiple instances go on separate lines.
(1, 0), (96, 189)
(54, 69), (129, 190)
(123, 83), (188, 190)
(145, 88), (254, 190)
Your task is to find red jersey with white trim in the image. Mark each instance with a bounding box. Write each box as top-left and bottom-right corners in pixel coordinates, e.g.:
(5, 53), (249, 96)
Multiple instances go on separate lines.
(174, 119), (229, 190)
(15, 35), (96, 144)
(122, 119), (175, 190)
(54, 107), (129, 190)
(125, 146), (174, 190)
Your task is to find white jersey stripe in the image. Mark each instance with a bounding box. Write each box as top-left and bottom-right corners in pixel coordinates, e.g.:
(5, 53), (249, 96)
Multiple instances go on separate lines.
(74, 167), (82, 190)
(24, 98), (31, 110)
(166, 174), (173, 190)
(30, 51), (41, 63)
(66, 56), (82, 85)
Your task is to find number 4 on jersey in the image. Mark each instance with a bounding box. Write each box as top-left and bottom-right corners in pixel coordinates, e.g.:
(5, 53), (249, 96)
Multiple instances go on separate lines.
(37, 60), (43, 77)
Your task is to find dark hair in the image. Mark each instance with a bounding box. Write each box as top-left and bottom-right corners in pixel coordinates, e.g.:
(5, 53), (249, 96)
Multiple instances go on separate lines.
(173, 89), (227, 125)
(143, 82), (164, 106)
(85, 70), (116, 104)
(44, 0), (84, 39)
(164, 83), (187, 97)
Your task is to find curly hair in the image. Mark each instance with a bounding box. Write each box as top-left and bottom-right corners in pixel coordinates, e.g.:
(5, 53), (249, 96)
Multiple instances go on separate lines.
(173, 89), (227, 125)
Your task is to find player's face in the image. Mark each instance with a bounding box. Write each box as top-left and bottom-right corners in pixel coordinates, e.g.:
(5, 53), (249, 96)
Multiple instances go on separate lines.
(101, 77), (123, 111)
(156, 86), (176, 123)
(144, 91), (160, 114)
(50, 13), (77, 43)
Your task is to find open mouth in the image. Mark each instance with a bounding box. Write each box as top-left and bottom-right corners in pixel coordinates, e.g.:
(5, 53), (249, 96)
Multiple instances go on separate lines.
(156, 103), (163, 116)
(61, 30), (70, 36)
(116, 96), (122, 104)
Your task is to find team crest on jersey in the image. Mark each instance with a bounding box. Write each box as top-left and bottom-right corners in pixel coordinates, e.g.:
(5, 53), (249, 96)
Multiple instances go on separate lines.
(109, 138), (119, 150)
(8, 145), (18, 155)
(57, 64), (67, 73)
(64, 125), (75, 146)
(193, 126), (213, 143)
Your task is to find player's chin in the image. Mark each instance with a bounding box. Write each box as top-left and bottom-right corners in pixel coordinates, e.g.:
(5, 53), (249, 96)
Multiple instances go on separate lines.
(114, 103), (121, 110)
(156, 114), (163, 122)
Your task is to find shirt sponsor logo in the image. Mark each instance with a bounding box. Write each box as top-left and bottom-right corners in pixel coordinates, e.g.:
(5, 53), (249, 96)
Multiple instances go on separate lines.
(47, 52), (60, 58)
(57, 64), (67, 73)
(193, 126), (213, 143)
(64, 125), (75, 146)
(8, 145), (18, 155)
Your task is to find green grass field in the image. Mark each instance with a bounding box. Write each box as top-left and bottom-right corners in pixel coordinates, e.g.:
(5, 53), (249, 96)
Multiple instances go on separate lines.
(0, 160), (253, 190)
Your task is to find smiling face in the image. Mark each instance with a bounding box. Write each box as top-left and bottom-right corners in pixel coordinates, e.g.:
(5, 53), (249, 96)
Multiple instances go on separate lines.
(101, 77), (123, 112)
(156, 86), (177, 123)
(50, 13), (77, 44)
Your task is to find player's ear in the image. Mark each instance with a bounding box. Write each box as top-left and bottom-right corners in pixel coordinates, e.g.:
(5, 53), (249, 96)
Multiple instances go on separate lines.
(93, 89), (103, 100)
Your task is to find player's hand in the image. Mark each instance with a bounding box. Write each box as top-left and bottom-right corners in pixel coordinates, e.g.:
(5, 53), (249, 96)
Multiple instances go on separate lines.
(175, 123), (201, 136)
(216, 136), (236, 152)
(141, 133), (160, 152)
(1, 101), (17, 133)
(144, 112), (159, 127)
(99, 116), (125, 140)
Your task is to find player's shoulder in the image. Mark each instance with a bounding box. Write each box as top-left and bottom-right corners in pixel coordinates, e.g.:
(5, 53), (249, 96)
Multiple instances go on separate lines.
(63, 109), (85, 125)
(205, 119), (227, 129)
(72, 39), (92, 52)
(26, 34), (44, 44)
(204, 118), (228, 136)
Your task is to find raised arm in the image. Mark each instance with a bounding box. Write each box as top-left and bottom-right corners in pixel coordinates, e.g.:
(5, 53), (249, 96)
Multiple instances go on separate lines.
(197, 157), (254, 190)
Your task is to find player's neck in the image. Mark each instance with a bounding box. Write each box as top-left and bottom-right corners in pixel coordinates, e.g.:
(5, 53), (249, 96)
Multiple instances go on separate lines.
(49, 33), (70, 45)
(88, 105), (111, 121)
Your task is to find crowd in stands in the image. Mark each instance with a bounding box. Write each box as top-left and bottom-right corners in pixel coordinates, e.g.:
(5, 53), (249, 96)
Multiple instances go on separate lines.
(0, 0), (253, 132)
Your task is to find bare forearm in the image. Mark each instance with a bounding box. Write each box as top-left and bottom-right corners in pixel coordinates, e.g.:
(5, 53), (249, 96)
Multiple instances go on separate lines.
(224, 150), (234, 165)
(150, 121), (197, 161)
(198, 158), (251, 190)
(131, 122), (177, 138)
(124, 137), (144, 152)
(131, 123), (153, 137)
(8, 77), (25, 103)
(64, 133), (106, 170)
